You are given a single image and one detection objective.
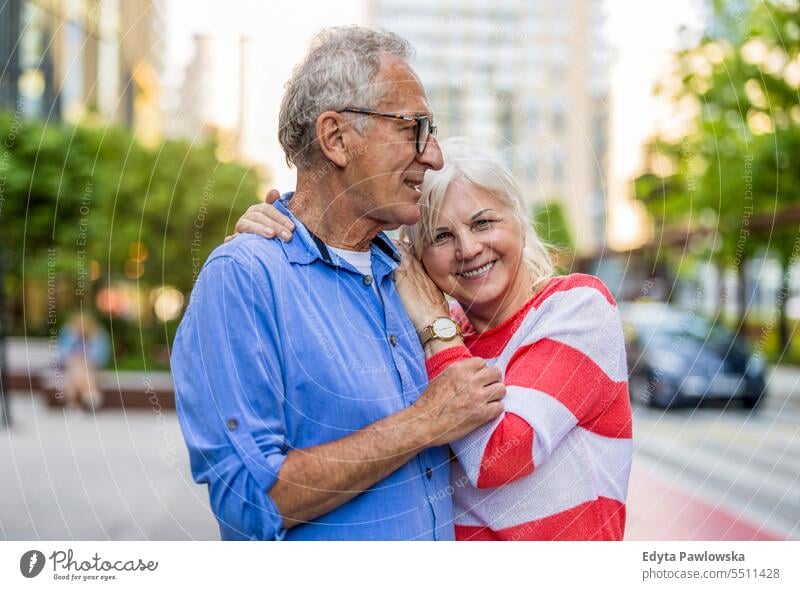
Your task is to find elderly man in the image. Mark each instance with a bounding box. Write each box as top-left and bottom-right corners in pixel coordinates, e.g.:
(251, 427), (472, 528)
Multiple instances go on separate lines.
(171, 27), (505, 540)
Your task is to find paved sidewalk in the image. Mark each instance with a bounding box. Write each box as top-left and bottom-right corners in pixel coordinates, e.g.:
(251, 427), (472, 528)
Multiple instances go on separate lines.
(0, 394), (218, 540)
(3, 390), (793, 541)
(3, 337), (799, 541)
(625, 461), (787, 541)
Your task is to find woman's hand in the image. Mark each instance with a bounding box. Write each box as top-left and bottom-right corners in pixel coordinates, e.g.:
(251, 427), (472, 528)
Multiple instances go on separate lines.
(224, 189), (296, 243)
(393, 242), (450, 331)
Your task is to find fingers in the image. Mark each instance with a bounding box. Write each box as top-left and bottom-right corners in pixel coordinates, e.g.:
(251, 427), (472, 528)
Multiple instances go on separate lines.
(224, 232), (240, 244)
(246, 203), (294, 228)
(236, 218), (284, 241)
(483, 400), (505, 420)
(483, 382), (506, 403)
(463, 357), (487, 369)
(474, 365), (503, 387)
(264, 189), (281, 204)
(236, 210), (293, 241)
(262, 204), (295, 232)
(447, 358), (502, 382)
(245, 203), (294, 232)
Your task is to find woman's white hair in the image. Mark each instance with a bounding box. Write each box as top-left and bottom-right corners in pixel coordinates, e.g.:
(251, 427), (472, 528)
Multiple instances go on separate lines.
(402, 137), (555, 288)
(279, 26), (413, 168)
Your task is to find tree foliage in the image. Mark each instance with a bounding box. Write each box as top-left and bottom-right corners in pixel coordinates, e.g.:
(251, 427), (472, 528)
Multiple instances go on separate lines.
(633, 0), (800, 355)
(0, 114), (261, 365)
(635, 0), (800, 265)
(533, 200), (574, 271)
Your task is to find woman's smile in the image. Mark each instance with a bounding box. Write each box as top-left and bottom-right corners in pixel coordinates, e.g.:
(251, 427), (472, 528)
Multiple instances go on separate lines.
(456, 259), (497, 280)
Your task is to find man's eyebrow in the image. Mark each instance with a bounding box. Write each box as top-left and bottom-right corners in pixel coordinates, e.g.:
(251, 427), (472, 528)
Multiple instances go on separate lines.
(396, 107), (433, 118)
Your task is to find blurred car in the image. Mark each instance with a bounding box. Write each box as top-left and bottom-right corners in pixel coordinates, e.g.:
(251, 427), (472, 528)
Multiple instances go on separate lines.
(620, 302), (767, 409)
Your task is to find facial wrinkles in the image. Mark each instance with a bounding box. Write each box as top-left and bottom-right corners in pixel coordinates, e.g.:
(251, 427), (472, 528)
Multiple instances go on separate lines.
(375, 71), (434, 168)
(437, 206), (495, 270)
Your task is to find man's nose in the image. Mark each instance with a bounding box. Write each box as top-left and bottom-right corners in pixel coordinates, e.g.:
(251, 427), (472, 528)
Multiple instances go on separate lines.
(417, 135), (444, 170)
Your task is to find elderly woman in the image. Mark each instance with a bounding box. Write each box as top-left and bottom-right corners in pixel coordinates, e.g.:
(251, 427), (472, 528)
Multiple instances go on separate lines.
(231, 137), (632, 540)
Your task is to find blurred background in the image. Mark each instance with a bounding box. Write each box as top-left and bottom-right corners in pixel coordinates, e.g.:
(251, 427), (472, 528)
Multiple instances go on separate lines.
(0, 0), (798, 540)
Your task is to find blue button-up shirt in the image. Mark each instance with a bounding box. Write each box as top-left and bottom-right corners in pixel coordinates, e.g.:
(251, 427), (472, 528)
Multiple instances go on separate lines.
(171, 200), (454, 540)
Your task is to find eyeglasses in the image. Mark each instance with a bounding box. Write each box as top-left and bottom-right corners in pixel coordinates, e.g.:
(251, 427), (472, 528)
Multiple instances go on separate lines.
(339, 107), (437, 154)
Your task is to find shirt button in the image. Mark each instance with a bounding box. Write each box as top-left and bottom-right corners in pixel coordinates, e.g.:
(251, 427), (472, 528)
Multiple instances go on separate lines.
(426, 467), (433, 480)
(389, 334), (398, 347)
(226, 418), (239, 431)
(362, 274), (373, 286)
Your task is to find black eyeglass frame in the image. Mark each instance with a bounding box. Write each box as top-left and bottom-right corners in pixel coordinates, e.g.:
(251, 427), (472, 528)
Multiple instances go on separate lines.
(339, 107), (437, 154)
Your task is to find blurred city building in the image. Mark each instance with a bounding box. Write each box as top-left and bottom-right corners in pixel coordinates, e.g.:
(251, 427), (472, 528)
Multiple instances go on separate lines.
(0, 0), (165, 144)
(168, 33), (269, 182)
(169, 32), (214, 140)
(368, 0), (610, 256)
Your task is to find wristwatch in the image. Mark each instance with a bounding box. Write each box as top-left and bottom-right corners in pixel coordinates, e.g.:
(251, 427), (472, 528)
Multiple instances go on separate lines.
(418, 317), (461, 347)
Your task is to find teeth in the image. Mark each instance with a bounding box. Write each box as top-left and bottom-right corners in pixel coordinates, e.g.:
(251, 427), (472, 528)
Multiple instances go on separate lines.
(460, 261), (494, 278)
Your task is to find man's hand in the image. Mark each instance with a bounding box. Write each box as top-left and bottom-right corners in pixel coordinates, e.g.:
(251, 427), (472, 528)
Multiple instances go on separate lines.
(224, 189), (295, 243)
(270, 356), (504, 529)
(412, 357), (505, 447)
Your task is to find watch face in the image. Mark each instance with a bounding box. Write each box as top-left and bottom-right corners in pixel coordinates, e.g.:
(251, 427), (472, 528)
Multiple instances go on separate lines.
(433, 317), (457, 339)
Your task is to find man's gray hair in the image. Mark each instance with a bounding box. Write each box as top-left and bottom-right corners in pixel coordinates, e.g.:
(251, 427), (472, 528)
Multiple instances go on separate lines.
(278, 26), (413, 169)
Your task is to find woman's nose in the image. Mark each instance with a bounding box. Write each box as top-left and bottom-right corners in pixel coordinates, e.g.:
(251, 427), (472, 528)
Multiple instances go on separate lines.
(457, 232), (483, 260)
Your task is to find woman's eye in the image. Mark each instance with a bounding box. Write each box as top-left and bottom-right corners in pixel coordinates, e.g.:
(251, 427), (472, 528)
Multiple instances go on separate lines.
(474, 219), (493, 229)
(433, 231), (452, 243)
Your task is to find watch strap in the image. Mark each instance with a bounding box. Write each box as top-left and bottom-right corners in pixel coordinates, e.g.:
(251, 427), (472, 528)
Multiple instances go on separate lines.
(419, 325), (436, 348)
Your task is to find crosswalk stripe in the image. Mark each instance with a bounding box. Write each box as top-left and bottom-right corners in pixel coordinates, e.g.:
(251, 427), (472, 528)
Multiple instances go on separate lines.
(635, 434), (800, 509)
(632, 405), (800, 539)
(696, 437), (800, 482)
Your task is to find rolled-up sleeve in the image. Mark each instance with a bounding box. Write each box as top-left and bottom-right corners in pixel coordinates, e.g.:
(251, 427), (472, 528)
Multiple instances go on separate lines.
(172, 252), (288, 540)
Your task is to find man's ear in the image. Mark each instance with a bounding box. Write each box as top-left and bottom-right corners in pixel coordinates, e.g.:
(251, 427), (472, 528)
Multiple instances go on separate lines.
(316, 111), (357, 167)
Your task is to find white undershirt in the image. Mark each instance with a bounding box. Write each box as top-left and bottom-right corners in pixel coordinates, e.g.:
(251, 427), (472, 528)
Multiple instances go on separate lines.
(327, 245), (380, 298)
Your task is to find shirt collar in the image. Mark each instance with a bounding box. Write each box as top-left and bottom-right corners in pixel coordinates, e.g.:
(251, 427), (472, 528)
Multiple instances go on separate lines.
(276, 193), (402, 269)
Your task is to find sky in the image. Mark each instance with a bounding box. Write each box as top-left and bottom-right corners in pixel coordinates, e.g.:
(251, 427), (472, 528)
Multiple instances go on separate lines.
(161, 0), (707, 246)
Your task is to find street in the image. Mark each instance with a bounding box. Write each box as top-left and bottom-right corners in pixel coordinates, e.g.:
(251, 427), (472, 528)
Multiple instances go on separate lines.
(1, 365), (798, 540)
(0, 394), (219, 540)
(626, 395), (800, 540)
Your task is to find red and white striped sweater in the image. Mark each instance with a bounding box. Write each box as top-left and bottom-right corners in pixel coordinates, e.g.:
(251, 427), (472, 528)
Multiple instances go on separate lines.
(426, 274), (632, 540)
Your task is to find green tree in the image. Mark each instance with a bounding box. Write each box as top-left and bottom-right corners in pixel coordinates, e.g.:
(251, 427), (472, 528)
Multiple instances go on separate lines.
(634, 0), (800, 351)
(533, 201), (574, 269)
(0, 114), (261, 367)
